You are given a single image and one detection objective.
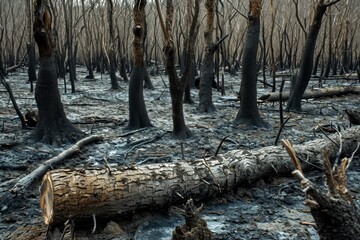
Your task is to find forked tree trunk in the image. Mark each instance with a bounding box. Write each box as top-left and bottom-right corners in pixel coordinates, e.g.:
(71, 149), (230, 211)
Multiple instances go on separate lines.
(31, 0), (84, 144)
(126, 0), (153, 130)
(286, 0), (341, 112)
(155, 0), (198, 138)
(234, 0), (268, 128)
(40, 126), (360, 225)
(182, 0), (200, 104)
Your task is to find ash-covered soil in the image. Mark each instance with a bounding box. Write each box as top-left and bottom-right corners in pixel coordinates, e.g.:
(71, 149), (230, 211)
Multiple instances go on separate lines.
(0, 67), (359, 239)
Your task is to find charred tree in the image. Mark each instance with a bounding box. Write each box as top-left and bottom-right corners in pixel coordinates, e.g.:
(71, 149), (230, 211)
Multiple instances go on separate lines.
(0, 24), (6, 77)
(116, 26), (128, 82)
(31, 0), (84, 144)
(61, 0), (76, 93)
(107, 0), (121, 90)
(26, 0), (37, 92)
(126, 0), (153, 130)
(283, 140), (360, 240)
(155, 0), (199, 138)
(182, 1), (200, 104)
(81, 0), (94, 80)
(234, 0), (268, 128)
(286, 0), (341, 112)
(198, 0), (217, 113)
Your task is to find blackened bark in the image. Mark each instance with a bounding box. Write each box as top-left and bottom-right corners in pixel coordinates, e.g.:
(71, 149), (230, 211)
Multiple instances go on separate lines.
(310, 198), (360, 240)
(286, 1), (339, 112)
(143, 20), (155, 90)
(126, 0), (152, 130)
(31, 0), (84, 144)
(198, 0), (216, 113)
(107, 0), (120, 90)
(27, 43), (37, 92)
(119, 56), (128, 82)
(127, 66), (152, 129)
(234, 0), (268, 128)
(165, 45), (192, 138)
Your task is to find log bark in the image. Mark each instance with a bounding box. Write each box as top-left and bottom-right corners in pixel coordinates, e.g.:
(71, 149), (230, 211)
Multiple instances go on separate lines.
(40, 126), (360, 225)
(258, 86), (360, 102)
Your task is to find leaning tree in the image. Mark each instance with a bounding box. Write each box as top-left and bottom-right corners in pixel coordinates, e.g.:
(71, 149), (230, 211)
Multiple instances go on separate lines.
(286, 0), (341, 112)
(31, 0), (84, 144)
(234, 0), (268, 128)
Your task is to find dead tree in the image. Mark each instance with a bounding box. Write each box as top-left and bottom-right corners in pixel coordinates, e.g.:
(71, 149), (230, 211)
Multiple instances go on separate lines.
(198, 0), (218, 113)
(126, 0), (153, 130)
(234, 0), (268, 128)
(26, 0), (37, 92)
(39, 126), (360, 225)
(61, 0), (77, 93)
(107, 0), (121, 90)
(155, 0), (199, 138)
(81, 0), (94, 80)
(286, 0), (341, 112)
(283, 140), (360, 240)
(31, 0), (84, 144)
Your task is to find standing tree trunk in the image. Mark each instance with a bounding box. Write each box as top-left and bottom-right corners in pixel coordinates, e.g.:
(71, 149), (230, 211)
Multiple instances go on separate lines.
(126, 0), (153, 130)
(198, 0), (217, 113)
(26, 0), (37, 93)
(234, 0), (268, 128)
(62, 0), (76, 94)
(31, 0), (84, 144)
(182, 1), (200, 104)
(107, 0), (121, 90)
(286, 0), (341, 112)
(155, 0), (199, 138)
(81, 0), (94, 80)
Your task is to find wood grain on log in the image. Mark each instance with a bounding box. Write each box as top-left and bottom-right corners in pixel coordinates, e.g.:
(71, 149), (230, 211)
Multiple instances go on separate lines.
(40, 126), (360, 225)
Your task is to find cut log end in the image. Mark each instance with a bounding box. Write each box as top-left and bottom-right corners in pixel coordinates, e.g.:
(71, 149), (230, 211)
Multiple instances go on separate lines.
(40, 172), (54, 225)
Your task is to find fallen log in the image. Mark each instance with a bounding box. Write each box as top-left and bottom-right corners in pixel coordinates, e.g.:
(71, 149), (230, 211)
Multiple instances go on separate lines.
(40, 126), (360, 225)
(11, 134), (103, 194)
(258, 86), (360, 102)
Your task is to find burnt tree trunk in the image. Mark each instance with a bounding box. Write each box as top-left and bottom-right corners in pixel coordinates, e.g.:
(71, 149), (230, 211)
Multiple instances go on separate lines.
(40, 126), (360, 225)
(234, 0), (268, 128)
(81, 0), (94, 80)
(182, 0), (200, 104)
(126, 0), (152, 130)
(31, 0), (84, 144)
(62, 0), (76, 93)
(116, 26), (128, 82)
(0, 22), (6, 76)
(107, 0), (121, 90)
(286, 0), (341, 112)
(26, 0), (37, 92)
(155, 0), (199, 138)
(198, 0), (216, 113)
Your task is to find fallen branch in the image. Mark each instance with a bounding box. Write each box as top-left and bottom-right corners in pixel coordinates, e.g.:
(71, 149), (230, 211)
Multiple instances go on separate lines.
(40, 126), (360, 225)
(11, 134), (103, 194)
(258, 86), (360, 102)
(0, 72), (27, 128)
